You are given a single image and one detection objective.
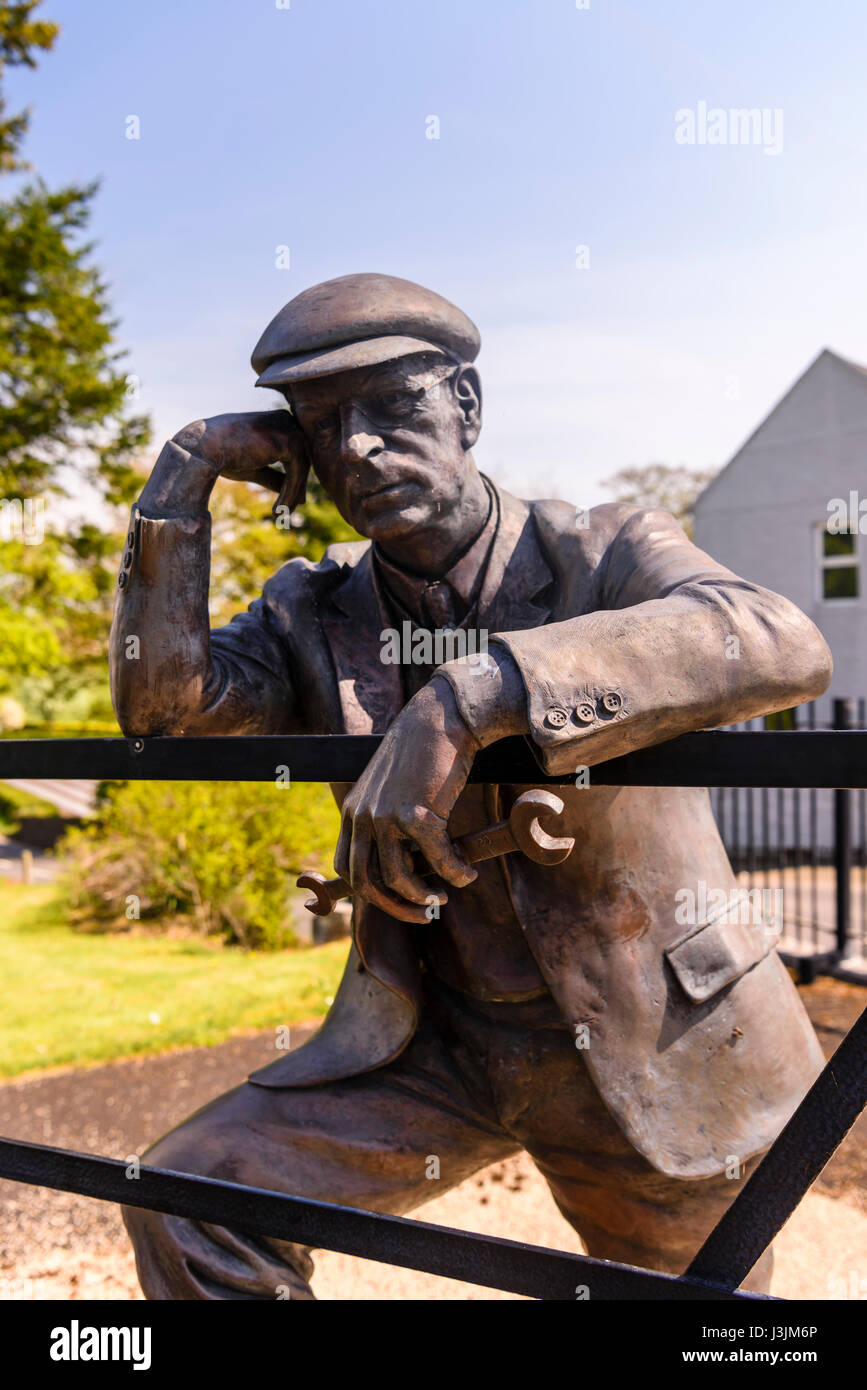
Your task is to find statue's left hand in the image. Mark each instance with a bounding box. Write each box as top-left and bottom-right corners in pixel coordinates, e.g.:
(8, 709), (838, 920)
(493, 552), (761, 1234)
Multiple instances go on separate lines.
(334, 677), (480, 923)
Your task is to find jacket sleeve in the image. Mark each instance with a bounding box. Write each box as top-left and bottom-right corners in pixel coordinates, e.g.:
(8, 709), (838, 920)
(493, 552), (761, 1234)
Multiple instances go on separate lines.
(447, 504), (833, 776)
(109, 444), (298, 737)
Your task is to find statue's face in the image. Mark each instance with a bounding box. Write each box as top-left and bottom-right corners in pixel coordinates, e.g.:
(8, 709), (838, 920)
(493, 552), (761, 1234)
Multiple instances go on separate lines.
(287, 354), (482, 543)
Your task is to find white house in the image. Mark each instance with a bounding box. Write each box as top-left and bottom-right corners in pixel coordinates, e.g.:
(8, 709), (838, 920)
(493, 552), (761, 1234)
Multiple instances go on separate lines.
(694, 348), (867, 722)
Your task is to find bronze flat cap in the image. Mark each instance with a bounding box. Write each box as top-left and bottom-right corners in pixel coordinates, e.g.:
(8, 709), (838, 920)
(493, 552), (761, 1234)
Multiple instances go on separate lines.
(252, 272), (480, 389)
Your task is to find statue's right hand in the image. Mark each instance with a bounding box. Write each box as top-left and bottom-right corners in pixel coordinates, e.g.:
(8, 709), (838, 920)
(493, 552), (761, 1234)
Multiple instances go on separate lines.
(172, 411), (305, 485)
(140, 410), (308, 516)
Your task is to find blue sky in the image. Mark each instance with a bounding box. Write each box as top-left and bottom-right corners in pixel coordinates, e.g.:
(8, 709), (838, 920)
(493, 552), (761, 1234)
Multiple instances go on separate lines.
(7, 0), (867, 502)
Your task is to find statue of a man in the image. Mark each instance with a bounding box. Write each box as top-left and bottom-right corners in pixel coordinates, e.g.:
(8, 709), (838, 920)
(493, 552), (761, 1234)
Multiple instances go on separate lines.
(112, 273), (831, 1298)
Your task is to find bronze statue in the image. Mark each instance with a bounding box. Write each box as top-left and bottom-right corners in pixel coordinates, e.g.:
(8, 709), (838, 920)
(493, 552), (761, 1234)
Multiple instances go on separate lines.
(111, 273), (832, 1298)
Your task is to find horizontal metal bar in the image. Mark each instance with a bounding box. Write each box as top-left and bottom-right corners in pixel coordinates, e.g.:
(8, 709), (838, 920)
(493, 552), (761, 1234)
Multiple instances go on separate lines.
(0, 1137), (768, 1301)
(687, 1001), (867, 1288)
(0, 730), (865, 787)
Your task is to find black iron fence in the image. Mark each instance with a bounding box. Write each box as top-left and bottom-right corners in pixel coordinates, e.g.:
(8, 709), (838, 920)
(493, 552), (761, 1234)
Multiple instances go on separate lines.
(0, 729), (866, 1300)
(711, 698), (867, 981)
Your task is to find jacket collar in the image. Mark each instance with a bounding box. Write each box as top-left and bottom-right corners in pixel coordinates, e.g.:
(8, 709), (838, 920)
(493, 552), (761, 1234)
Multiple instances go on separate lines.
(324, 479), (554, 733)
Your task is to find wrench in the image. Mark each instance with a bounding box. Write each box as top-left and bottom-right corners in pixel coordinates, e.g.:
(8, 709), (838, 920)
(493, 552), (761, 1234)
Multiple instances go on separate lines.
(297, 788), (574, 916)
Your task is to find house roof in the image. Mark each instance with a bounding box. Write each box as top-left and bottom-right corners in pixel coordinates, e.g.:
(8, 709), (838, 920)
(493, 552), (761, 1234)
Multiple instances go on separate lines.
(693, 348), (867, 514)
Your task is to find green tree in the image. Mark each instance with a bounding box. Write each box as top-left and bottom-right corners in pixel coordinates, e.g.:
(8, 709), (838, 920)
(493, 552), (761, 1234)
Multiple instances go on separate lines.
(0, 4), (355, 727)
(0, 527), (122, 725)
(0, 3), (355, 952)
(0, 181), (150, 504)
(0, 6), (148, 508)
(601, 463), (718, 539)
(0, 4), (151, 725)
(0, 1), (57, 172)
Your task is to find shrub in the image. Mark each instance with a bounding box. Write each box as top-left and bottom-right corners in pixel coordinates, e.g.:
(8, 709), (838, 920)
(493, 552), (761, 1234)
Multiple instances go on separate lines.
(62, 779), (341, 950)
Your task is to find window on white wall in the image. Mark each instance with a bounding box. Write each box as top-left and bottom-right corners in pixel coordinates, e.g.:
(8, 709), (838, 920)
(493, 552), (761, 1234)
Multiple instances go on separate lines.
(816, 524), (859, 601)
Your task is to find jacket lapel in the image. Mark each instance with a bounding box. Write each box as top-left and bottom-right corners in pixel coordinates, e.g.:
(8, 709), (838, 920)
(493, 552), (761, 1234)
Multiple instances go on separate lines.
(321, 481), (554, 736)
(322, 547), (404, 734)
(251, 481), (559, 1094)
(480, 482), (554, 635)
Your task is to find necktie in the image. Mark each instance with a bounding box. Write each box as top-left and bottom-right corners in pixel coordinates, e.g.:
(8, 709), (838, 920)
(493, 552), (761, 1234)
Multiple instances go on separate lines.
(422, 580), (459, 630)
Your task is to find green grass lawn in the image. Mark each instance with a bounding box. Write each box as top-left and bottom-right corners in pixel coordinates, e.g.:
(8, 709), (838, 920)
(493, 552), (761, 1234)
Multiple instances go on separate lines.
(0, 879), (349, 1080)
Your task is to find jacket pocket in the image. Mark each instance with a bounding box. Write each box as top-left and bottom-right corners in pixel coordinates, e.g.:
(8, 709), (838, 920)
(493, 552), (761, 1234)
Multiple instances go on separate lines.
(664, 912), (774, 1004)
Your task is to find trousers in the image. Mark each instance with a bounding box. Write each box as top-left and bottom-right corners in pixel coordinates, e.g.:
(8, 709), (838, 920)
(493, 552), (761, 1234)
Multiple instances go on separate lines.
(122, 978), (772, 1298)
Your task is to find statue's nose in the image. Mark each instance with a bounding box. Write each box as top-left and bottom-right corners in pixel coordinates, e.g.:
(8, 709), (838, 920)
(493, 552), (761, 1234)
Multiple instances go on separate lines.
(339, 404), (383, 462)
(342, 431), (383, 463)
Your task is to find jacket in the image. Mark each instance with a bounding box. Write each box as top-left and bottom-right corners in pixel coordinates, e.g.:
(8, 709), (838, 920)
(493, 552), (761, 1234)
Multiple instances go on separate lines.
(110, 456), (832, 1177)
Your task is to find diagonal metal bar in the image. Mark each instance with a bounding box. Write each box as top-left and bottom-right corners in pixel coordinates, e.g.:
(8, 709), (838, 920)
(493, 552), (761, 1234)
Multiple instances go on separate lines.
(0, 1137), (770, 1301)
(687, 1002), (867, 1288)
(0, 730), (866, 787)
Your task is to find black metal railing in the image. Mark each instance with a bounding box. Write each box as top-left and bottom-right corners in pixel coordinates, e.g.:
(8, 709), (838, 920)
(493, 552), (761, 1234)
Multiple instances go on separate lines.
(711, 699), (867, 979)
(1, 729), (866, 1300)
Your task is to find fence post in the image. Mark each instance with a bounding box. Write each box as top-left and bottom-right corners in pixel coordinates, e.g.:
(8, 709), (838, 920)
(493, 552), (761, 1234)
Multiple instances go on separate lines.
(834, 698), (854, 958)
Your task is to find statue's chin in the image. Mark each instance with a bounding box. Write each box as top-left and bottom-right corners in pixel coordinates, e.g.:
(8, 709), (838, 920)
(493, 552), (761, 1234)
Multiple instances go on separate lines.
(360, 501), (432, 542)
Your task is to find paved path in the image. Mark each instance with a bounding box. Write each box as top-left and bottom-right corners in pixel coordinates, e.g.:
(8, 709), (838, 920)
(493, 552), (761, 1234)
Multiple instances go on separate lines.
(0, 777), (99, 882)
(0, 980), (864, 1300)
(2, 779), (98, 819)
(0, 835), (59, 883)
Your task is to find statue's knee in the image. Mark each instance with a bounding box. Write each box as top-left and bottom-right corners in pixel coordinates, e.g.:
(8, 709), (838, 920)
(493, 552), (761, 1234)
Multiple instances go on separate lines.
(121, 1200), (158, 1257)
(121, 1176), (315, 1301)
(138, 1124), (209, 1178)
(121, 1201), (188, 1299)
(120, 1098), (316, 1299)
(120, 1129), (224, 1298)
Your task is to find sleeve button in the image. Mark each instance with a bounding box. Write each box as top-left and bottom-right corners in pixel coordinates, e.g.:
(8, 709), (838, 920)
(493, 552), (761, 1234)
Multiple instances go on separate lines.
(117, 571), (127, 589)
(602, 692), (622, 714)
(575, 702), (596, 725)
(545, 706), (569, 729)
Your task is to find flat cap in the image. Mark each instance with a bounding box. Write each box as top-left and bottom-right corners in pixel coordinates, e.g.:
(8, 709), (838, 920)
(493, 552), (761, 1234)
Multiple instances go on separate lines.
(252, 272), (480, 389)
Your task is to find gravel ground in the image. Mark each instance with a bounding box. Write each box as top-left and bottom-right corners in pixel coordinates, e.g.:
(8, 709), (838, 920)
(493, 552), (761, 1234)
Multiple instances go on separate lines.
(0, 977), (865, 1302)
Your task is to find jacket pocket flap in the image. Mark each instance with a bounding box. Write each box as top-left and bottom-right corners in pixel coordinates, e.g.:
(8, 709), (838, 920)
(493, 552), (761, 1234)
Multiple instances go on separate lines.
(664, 914), (774, 1003)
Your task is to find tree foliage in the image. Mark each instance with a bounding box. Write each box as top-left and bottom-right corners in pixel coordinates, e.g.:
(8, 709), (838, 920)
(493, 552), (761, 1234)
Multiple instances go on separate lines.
(0, 181), (150, 501)
(0, 4), (151, 725)
(208, 468), (359, 628)
(0, 1), (58, 172)
(0, 2), (147, 505)
(0, 4), (356, 727)
(0, 175), (152, 724)
(600, 462), (719, 538)
(0, 528), (122, 723)
(0, 4), (357, 952)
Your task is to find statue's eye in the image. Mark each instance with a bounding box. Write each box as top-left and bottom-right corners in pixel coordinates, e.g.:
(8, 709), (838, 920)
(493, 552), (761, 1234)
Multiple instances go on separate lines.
(375, 391), (418, 418)
(313, 415), (340, 444)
